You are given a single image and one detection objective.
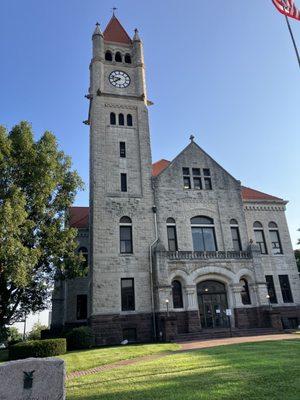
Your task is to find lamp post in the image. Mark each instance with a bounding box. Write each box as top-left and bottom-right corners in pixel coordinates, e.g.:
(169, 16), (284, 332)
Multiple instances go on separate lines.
(165, 299), (169, 317)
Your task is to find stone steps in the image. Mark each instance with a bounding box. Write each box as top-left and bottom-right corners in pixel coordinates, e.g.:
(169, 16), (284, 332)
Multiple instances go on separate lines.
(174, 327), (283, 342)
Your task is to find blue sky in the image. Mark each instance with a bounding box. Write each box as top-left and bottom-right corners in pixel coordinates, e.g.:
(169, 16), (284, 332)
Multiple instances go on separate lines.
(1, 0), (299, 248)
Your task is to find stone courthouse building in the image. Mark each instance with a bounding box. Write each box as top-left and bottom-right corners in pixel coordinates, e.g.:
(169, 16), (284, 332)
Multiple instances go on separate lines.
(51, 15), (300, 345)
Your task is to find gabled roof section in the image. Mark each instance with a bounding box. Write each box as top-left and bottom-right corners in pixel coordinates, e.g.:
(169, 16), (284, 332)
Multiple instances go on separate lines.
(152, 159), (170, 177)
(241, 186), (285, 202)
(69, 207), (89, 229)
(103, 15), (132, 44)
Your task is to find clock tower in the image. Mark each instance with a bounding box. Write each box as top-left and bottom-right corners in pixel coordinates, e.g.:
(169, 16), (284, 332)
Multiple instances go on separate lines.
(88, 15), (155, 345)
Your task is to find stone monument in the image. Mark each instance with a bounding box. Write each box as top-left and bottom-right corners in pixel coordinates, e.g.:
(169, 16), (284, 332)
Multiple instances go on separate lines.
(0, 357), (65, 400)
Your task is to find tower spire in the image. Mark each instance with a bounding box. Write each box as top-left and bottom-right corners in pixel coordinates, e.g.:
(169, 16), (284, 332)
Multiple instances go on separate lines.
(133, 28), (141, 42)
(93, 22), (103, 37)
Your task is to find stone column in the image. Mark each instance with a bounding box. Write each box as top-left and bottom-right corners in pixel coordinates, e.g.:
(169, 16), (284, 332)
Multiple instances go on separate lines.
(185, 286), (201, 332)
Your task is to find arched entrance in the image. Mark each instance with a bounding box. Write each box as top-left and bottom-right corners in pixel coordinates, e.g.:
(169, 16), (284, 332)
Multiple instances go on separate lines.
(197, 280), (229, 329)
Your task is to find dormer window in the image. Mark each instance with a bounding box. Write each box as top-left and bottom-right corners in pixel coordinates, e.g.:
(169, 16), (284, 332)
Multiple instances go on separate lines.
(125, 54), (132, 64)
(115, 52), (122, 62)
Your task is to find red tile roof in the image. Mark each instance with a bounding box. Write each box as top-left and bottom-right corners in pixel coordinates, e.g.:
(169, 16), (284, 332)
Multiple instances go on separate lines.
(69, 207), (89, 228)
(152, 159), (170, 177)
(103, 16), (132, 44)
(241, 186), (283, 202)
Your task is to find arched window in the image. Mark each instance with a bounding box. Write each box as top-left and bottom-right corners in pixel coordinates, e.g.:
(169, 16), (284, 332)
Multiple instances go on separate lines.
(78, 247), (88, 269)
(172, 280), (183, 308)
(268, 222), (283, 255)
(253, 221), (267, 254)
(120, 217), (132, 253)
(105, 51), (112, 61)
(167, 218), (178, 251)
(125, 53), (132, 63)
(119, 113), (124, 126)
(230, 219), (242, 251)
(191, 216), (217, 251)
(110, 112), (116, 125)
(240, 278), (251, 305)
(127, 114), (133, 126)
(115, 52), (122, 62)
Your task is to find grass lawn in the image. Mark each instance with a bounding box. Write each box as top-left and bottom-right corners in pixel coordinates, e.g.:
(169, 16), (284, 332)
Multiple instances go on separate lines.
(61, 342), (179, 373)
(67, 339), (300, 400)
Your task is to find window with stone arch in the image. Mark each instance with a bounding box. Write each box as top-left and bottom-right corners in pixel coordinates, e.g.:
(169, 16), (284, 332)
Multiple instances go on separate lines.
(268, 221), (283, 255)
(230, 219), (242, 252)
(127, 114), (133, 126)
(110, 112), (116, 125)
(119, 113), (125, 126)
(191, 216), (217, 251)
(253, 221), (267, 254)
(120, 216), (133, 254)
(78, 247), (88, 269)
(172, 280), (183, 308)
(115, 51), (122, 62)
(240, 278), (251, 305)
(125, 53), (132, 64)
(166, 218), (178, 251)
(105, 50), (113, 61)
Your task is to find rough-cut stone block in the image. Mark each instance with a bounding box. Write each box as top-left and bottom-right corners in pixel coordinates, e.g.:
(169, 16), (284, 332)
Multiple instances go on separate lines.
(0, 357), (65, 400)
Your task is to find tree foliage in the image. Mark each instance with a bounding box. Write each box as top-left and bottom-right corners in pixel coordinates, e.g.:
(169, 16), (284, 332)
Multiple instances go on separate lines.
(0, 122), (84, 328)
(27, 322), (48, 341)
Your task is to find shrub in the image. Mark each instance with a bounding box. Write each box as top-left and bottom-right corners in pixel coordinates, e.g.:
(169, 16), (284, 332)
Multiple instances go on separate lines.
(27, 323), (48, 340)
(9, 338), (66, 360)
(66, 326), (95, 350)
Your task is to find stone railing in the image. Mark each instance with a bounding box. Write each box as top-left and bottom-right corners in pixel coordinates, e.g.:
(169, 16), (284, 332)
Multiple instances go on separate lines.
(166, 250), (252, 260)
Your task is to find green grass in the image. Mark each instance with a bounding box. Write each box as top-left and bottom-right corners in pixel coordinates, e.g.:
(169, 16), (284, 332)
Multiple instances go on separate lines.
(61, 342), (180, 373)
(67, 340), (300, 400)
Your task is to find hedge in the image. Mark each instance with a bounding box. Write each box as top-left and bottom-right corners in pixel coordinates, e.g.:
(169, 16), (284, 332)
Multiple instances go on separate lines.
(9, 338), (66, 360)
(66, 326), (95, 350)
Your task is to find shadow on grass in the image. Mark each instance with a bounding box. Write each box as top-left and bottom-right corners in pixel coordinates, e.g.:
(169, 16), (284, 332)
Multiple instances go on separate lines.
(67, 340), (300, 400)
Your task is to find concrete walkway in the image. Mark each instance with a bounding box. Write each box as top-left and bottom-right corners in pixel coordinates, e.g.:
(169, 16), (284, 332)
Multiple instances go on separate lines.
(67, 333), (299, 380)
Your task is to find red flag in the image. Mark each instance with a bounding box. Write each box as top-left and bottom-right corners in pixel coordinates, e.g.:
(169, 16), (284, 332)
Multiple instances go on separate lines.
(272, 0), (300, 20)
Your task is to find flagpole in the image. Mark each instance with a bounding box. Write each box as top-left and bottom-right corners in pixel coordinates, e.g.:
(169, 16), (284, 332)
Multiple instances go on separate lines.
(284, 15), (300, 68)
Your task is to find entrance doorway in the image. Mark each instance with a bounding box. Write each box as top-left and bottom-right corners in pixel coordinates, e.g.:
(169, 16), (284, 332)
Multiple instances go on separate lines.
(197, 280), (229, 329)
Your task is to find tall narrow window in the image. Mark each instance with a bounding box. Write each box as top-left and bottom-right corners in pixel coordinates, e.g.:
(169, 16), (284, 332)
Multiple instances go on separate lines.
(110, 112), (116, 125)
(182, 167), (191, 189)
(203, 168), (212, 190)
(120, 142), (126, 158)
(268, 222), (283, 255)
(253, 222), (268, 254)
(120, 173), (127, 192)
(127, 114), (133, 126)
(78, 247), (88, 269)
(265, 275), (278, 304)
(105, 51), (112, 61)
(115, 51), (122, 62)
(166, 218), (178, 251)
(119, 113), (124, 126)
(240, 278), (251, 305)
(125, 53), (132, 64)
(76, 294), (87, 320)
(191, 216), (217, 251)
(120, 216), (132, 254)
(192, 168), (202, 190)
(121, 278), (135, 311)
(172, 280), (183, 308)
(279, 275), (293, 303)
(230, 219), (242, 251)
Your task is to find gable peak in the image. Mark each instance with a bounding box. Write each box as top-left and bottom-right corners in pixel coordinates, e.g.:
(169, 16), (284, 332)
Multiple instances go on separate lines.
(103, 15), (132, 44)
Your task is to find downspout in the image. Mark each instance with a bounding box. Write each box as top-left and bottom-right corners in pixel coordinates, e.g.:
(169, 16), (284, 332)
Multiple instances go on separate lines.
(150, 203), (159, 341)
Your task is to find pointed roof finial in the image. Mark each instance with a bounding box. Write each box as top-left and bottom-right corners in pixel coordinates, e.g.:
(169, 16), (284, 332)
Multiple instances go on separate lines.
(133, 28), (141, 42)
(189, 134), (195, 142)
(112, 6), (117, 16)
(93, 22), (103, 37)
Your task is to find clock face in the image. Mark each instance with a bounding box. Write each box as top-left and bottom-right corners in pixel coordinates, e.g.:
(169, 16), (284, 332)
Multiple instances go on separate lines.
(109, 70), (131, 88)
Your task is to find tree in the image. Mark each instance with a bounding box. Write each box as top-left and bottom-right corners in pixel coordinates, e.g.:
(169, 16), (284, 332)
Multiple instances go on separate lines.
(27, 322), (48, 340)
(0, 122), (84, 331)
(7, 326), (23, 343)
(295, 250), (300, 273)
